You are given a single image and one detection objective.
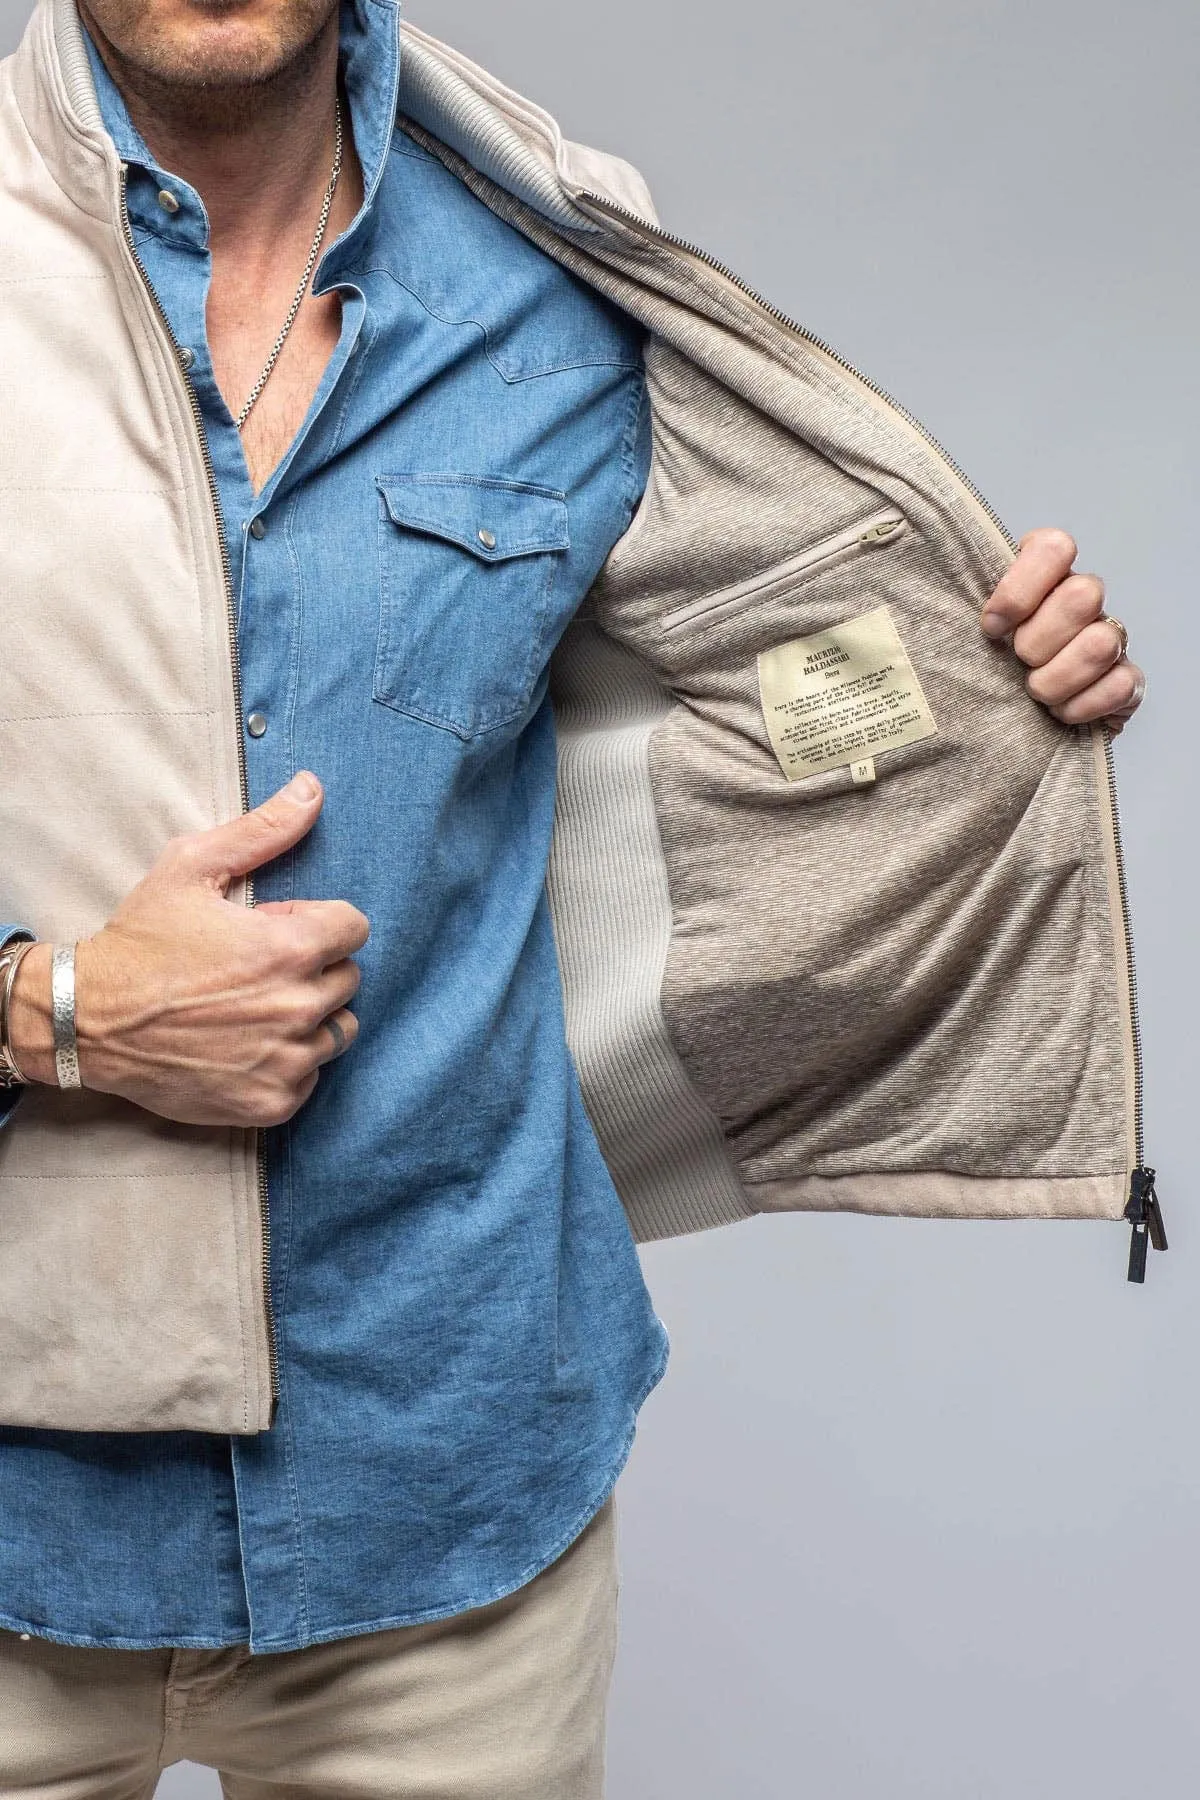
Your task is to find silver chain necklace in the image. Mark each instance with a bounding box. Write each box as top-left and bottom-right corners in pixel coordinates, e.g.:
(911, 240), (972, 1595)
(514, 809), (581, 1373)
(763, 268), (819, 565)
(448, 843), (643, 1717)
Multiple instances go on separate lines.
(235, 98), (344, 432)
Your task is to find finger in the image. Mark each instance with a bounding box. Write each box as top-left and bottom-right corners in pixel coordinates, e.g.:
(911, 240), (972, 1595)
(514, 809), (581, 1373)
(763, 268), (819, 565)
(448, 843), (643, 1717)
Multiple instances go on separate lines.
(293, 1068), (321, 1111)
(279, 899), (370, 968)
(980, 528), (1078, 639)
(178, 773), (323, 888)
(1047, 659), (1145, 727)
(1010, 572), (1105, 668)
(305, 1006), (360, 1068)
(1101, 664), (1147, 730)
(307, 959), (362, 1022)
(1025, 620), (1127, 708)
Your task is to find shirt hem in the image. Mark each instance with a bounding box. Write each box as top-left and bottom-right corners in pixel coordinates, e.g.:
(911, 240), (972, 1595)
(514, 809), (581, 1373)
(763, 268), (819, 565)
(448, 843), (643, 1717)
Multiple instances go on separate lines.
(0, 1330), (670, 1656)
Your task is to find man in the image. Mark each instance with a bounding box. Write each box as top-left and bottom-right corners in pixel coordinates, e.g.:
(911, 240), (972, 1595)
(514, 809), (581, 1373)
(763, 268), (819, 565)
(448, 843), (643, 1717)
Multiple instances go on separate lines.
(0, 0), (1149, 1790)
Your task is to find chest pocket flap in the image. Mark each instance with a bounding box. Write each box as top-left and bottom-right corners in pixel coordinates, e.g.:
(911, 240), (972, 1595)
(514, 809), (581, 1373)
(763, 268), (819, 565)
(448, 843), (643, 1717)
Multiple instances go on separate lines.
(374, 474), (570, 741)
(377, 475), (569, 560)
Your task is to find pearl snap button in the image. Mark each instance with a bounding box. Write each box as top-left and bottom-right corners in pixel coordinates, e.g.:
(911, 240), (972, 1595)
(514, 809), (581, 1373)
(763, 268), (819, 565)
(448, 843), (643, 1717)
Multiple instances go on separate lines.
(157, 188), (181, 214)
(477, 528), (497, 550)
(246, 713), (268, 738)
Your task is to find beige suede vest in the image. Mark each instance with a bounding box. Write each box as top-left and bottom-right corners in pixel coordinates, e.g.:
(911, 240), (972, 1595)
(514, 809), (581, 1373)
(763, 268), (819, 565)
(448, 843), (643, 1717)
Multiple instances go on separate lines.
(0, 0), (1146, 1433)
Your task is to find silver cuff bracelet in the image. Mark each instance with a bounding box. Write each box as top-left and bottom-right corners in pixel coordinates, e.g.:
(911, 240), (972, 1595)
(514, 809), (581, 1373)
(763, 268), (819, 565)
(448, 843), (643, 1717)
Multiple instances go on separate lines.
(51, 942), (82, 1090)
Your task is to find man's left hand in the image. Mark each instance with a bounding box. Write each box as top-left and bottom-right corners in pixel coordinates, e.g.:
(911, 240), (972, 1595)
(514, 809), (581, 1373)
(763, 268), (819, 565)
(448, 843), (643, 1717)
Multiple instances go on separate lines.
(978, 527), (1145, 734)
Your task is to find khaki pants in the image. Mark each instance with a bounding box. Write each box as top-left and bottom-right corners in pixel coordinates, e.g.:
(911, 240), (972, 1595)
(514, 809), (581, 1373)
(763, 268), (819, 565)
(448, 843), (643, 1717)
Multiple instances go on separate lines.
(0, 1499), (616, 1799)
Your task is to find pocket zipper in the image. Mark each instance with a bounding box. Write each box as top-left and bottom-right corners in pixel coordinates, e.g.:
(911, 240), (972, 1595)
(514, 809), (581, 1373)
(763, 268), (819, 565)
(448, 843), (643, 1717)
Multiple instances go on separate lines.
(660, 508), (907, 634)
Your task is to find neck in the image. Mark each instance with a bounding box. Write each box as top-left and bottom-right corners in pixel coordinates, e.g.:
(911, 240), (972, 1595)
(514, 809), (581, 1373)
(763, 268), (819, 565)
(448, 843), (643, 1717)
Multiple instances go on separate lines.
(78, 7), (351, 259)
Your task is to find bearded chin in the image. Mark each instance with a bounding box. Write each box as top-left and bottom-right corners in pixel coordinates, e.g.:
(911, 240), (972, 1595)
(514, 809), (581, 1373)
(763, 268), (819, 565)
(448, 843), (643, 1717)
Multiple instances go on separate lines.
(80, 0), (338, 106)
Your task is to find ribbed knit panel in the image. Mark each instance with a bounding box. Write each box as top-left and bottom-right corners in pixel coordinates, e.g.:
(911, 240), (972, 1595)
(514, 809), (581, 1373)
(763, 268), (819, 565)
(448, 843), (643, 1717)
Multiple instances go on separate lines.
(397, 31), (598, 235)
(548, 619), (750, 1243)
(51, 0), (101, 132)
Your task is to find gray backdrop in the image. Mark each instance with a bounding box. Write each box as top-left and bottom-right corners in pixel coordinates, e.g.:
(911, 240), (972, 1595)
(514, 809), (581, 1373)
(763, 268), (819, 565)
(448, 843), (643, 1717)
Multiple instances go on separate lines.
(1, 1), (1194, 1795)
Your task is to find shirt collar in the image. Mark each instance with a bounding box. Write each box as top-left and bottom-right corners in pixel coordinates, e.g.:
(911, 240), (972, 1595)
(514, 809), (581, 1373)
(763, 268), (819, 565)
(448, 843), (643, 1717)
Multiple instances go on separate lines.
(81, 0), (402, 263)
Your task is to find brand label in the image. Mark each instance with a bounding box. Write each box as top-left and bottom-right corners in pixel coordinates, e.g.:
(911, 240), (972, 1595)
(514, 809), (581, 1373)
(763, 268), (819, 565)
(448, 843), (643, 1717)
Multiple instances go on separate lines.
(757, 605), (937, 782)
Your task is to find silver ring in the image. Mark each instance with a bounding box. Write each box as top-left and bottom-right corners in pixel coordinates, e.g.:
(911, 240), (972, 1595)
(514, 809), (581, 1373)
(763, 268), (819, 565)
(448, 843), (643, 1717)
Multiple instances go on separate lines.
(1102, 615), (1130, 661)
(323, 1013), (348, 1060)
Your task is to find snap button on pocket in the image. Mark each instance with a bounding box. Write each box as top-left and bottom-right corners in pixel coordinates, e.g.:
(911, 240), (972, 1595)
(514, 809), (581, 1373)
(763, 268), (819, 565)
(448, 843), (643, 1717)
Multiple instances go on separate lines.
(373, 474), (570, 742)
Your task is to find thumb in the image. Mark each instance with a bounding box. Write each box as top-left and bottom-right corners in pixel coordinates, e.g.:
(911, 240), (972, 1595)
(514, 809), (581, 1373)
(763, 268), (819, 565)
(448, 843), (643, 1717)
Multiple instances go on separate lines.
(185, 772), (324, 887)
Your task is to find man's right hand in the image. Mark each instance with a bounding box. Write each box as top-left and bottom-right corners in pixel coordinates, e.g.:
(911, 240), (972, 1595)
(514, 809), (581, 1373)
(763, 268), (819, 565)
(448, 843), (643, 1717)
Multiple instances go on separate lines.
(9, 771), (369, 1127)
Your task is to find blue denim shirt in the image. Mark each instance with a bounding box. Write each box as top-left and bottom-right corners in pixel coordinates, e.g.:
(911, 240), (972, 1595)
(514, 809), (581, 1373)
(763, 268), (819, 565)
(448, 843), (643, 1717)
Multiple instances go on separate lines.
(0, 0), (667, 1654)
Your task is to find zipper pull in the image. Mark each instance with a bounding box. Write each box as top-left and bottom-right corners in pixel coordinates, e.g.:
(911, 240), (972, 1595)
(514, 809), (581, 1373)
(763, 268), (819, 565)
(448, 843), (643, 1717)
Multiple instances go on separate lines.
(859, 518), (905, 545)
(1124, 1165), (1166, 1283)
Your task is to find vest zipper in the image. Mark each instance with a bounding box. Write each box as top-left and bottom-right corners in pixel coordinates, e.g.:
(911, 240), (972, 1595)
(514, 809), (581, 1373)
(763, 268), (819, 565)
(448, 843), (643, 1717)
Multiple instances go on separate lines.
(118, 168), (280, 1415)
(1124, 1164), (1166, 1285)
(576, 187), (1158, 1277)
(1101, 738), (1162, 1281)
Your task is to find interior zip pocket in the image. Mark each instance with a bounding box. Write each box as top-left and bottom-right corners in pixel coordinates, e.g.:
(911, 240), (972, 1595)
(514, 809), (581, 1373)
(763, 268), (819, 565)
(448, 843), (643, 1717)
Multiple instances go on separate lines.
(660, 507), (908, 634)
